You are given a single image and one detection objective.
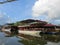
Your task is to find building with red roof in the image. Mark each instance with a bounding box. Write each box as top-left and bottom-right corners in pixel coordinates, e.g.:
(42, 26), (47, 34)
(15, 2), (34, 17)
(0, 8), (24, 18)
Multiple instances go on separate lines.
(18, 19), (60, 32)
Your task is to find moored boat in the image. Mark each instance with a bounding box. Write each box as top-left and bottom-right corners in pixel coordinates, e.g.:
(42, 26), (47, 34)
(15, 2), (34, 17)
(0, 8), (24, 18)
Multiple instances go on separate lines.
(18, 30), (41, 37)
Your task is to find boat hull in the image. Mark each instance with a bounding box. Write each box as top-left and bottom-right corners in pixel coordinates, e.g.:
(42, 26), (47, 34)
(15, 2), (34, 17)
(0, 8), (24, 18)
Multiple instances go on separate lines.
(18, 30), (41, 37)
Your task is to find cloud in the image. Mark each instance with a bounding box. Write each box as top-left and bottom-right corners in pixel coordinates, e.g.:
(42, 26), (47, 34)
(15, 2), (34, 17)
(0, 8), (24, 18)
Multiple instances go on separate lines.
(32, 0), (60, 22)
(0, 12), (5, 18)
(0, 12), (10, 25)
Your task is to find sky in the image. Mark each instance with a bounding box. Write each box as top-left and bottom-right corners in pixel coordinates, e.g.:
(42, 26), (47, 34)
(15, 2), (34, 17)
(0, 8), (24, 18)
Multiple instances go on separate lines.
(0, 0), (36, 25)
(32, 0), (60, 25)
(0, 0), (60, 25)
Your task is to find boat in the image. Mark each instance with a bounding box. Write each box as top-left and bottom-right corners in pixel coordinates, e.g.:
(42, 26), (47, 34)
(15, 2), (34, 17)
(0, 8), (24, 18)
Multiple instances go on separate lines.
(2, 26), (11, 32)
(18, 30), (41, 37)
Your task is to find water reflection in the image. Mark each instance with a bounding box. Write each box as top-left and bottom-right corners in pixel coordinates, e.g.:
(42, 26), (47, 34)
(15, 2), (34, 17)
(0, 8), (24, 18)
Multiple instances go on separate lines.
(17, 33), (60, 45)
(4, 31), (18, 37)
(0, 31), (22, 45)
(1, 31), (60, 45)
(18, 34), (47, 45)
(41, 34), (60, 43)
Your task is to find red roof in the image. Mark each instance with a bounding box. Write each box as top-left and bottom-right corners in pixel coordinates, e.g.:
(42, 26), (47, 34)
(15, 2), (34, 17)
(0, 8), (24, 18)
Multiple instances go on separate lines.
(44, 24), (56, 26)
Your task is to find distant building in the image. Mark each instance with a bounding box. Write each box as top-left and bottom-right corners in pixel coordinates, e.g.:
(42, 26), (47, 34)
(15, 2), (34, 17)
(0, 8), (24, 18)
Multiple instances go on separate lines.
(18, 19), (60, 32)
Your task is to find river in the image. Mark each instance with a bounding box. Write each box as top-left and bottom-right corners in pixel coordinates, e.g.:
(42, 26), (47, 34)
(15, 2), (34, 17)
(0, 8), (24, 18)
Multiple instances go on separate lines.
(0, 31), (60, 45)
